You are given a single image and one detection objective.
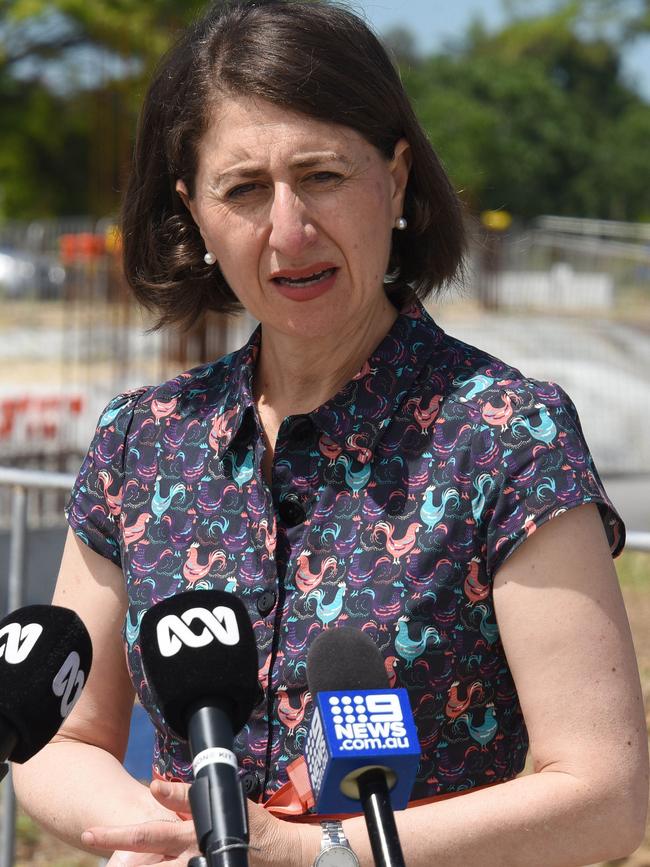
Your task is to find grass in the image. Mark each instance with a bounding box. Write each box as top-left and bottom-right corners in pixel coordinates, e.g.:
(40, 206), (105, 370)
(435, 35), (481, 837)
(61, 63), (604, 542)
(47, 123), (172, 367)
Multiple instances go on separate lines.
(616, 549), (650, 591)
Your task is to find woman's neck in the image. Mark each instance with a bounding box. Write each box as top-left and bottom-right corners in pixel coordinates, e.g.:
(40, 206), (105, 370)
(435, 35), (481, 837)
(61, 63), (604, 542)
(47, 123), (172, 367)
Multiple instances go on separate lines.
(254, 296), (398, 419)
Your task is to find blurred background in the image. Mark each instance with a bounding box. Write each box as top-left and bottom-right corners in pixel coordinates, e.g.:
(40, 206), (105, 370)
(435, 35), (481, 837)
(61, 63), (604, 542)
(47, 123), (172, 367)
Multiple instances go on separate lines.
(0, 0), (648, 864)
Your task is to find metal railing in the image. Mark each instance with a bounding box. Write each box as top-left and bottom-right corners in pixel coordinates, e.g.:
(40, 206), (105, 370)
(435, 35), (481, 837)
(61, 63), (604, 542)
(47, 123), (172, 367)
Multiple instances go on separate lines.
(0, 467), (76, 867)
(1, 465), (649, 866)
(627, 531), (650, 552)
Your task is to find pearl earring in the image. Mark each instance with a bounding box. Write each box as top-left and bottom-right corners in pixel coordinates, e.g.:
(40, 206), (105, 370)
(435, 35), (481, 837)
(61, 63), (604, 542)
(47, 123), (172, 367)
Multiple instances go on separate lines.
(395, 217), (408, 231)
(204, 251), (216, 266)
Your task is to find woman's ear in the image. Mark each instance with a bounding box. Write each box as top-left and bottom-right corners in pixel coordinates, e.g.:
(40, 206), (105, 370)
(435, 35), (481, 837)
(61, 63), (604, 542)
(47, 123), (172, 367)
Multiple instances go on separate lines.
(389, 138), (412, 215)
(175, 179), (193, 214)
(176, 179), (204, 237)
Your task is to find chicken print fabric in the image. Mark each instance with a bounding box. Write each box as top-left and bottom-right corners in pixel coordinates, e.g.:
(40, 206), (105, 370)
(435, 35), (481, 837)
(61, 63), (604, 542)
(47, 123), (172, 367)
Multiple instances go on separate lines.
(66, 301), (624, 801)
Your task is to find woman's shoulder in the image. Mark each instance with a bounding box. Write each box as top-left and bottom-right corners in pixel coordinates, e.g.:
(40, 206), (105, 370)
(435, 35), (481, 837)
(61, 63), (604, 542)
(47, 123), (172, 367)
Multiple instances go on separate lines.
(93, 385), (151, 433)
(147, 347), (245, 403)
(433, 329), (576, 415)
(98, 346), (248, 430)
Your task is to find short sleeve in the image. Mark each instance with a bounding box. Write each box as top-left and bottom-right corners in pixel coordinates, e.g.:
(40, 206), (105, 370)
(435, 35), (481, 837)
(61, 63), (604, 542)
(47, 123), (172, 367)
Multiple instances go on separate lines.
(65, 388), (148, 567)
(483, 381), (625, 578)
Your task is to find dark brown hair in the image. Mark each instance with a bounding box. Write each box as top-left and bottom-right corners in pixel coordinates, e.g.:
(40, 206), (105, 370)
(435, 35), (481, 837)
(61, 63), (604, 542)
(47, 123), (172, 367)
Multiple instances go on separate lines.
(122, 0), (466, 329)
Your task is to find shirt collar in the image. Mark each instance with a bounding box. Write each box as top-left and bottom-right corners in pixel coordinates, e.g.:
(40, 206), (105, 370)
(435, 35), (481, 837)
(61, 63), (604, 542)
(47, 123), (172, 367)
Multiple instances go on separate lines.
(215, 300), (444, 463)
(208, 329), (260, 460)
(309, 300), (444, 463)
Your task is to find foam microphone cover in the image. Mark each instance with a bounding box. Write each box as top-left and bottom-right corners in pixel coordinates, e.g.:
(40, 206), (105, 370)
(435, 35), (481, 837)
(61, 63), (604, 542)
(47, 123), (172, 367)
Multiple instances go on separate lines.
(307, 628), (389, 695)
(139, 589), (259, 741)
(0, 604), (92, 763)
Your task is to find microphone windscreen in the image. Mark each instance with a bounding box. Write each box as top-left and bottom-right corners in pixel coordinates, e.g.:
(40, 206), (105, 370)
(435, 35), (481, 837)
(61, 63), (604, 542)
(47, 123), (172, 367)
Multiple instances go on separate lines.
(0, 604), (92, 763)
(307, 628), (389, 695)
(139, 589), (258, 740)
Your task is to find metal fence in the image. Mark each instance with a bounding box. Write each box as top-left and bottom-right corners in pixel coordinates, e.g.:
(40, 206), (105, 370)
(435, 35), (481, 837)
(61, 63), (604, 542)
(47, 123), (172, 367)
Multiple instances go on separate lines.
(2, 214), (649, 483)
(0, 468), (76, 867)
(0, 465), (649, 866)
(444, 215), (650, 475)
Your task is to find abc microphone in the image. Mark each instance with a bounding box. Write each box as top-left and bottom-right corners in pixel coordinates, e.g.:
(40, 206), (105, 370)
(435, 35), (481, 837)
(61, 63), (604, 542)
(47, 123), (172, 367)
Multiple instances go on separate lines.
(139, 589), (259, 867)
(0, 604), (93, 783)
(305, 629), (420, 867)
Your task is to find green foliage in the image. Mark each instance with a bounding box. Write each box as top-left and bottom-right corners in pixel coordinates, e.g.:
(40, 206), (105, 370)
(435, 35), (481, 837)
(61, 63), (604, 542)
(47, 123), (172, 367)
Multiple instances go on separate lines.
(405, 52), (590, 215)
(3, 0), (206, 66)
(15, 809), (41, 847)
(615, 550), (650, 590)
(399, 2), (650, 219)
(0, 74), (92, 215)
(0, 0), (649, 220)
(0, 0), (207, 218)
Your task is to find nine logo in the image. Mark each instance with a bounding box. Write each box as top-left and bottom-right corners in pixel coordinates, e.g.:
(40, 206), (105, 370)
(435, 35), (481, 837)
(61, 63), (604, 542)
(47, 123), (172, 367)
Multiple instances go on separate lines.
(156, 606), (240, 657)
(305, 708), (327, 793)
(328, 693), (410, 751)
(0, 622), (43, 665)
(52, 651), (86, 718)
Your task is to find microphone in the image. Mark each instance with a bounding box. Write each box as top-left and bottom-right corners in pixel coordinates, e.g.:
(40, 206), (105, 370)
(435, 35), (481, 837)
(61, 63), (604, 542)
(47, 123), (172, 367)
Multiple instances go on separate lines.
(0, 604), (93, 783)
(139, 589), (259, 867)
(305, 629), (420, 867)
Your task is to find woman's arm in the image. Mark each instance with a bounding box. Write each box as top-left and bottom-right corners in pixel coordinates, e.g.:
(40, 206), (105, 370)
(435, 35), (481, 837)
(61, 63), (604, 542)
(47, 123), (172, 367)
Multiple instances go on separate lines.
(11, 529), (177, 855)
(338, 503), (649, 866)
(56, 504), (648, 866)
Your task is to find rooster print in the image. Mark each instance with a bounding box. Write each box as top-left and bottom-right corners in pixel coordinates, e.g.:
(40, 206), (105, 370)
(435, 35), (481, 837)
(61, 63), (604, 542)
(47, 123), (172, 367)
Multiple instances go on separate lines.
(69, 301), (622, 802)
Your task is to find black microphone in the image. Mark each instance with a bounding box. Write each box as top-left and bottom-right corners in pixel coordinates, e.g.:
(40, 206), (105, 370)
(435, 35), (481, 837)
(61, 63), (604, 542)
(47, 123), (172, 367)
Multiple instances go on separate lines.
(307, 629), (418, 867)
(0, 604), (93, 782)
(139, 590), (259, 867)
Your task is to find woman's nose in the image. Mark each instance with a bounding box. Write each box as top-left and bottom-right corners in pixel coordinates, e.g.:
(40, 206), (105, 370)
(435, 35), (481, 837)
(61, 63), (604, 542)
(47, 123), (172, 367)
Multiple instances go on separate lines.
(268, 186), (316, 255)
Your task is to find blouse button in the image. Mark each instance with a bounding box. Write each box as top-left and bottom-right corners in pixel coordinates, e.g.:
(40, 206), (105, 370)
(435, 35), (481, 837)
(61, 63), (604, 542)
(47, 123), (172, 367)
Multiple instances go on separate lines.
(278, 497), (306, 527)
(257, 590), (277, 617)
(291, 416), (314, 447)
(241, 771), (263, 801)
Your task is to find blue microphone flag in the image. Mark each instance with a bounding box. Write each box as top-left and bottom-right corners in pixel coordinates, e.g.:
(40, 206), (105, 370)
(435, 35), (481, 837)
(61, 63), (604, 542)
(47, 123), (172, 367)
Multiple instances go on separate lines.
(305, 688), (420, 814)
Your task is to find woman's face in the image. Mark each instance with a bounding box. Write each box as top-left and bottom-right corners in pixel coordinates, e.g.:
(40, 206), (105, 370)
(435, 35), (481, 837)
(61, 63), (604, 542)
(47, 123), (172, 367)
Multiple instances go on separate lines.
(177, 97), (410, 341)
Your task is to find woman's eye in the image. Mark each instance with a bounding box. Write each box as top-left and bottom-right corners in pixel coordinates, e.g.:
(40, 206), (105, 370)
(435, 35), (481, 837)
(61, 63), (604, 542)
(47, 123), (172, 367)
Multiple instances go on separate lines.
(227, 183), (260, 199)
(309, 171), (340, 183)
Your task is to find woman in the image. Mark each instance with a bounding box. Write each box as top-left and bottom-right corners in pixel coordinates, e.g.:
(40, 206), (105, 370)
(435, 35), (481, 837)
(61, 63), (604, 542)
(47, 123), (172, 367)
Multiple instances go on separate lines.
(13, 1), (648, 865)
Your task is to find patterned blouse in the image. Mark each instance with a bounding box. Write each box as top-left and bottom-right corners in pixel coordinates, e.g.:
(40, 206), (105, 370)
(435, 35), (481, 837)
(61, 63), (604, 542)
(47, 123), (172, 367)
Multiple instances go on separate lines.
(66, 301), (624, 803)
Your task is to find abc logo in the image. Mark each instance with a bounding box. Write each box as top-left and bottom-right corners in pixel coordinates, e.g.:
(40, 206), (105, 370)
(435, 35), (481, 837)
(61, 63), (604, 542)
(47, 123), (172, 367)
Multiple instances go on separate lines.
(0, 622), (43, 665)
(52, 651), (86, 718)
(156, 606), (240, 657)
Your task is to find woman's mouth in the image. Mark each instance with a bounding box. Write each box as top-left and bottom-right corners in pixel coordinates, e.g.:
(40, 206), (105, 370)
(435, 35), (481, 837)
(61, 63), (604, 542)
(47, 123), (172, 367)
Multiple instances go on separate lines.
(272, 267), (337, 287)
(270, 265), (339, 301)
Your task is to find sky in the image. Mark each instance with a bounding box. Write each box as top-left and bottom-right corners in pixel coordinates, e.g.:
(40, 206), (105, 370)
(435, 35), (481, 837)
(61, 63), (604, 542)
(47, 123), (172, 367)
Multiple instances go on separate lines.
(353, 0), (650, 101)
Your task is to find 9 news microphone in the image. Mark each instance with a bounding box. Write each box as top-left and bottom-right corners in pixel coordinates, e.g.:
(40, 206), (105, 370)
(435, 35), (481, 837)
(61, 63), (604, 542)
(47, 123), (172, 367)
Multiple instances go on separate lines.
(305, 629), (420, 867)
(0, 604), (93, 783)
(139, 589), (259, 867)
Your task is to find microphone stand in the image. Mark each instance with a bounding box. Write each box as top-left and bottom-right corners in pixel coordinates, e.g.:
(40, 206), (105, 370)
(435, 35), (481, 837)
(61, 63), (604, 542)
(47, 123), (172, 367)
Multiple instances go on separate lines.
(357, 769), (406, 867)
(187, 704), (249, 867)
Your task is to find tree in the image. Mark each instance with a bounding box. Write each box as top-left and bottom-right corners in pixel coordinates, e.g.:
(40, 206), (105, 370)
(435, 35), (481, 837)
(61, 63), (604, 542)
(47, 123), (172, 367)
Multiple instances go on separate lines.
(0, 0), (206, 219)
(1, 0), (205, 79)
(1, 0), (648, 221)
(397, 0), (650, 220)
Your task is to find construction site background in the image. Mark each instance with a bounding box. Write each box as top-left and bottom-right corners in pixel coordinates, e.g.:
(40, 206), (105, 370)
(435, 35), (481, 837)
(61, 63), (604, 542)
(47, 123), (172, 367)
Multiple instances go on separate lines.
(1, 213), (649, 537)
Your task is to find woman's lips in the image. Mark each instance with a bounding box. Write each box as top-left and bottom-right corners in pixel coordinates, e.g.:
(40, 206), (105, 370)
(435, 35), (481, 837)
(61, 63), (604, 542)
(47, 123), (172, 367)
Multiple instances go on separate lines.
(271, 266), (339, 301)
